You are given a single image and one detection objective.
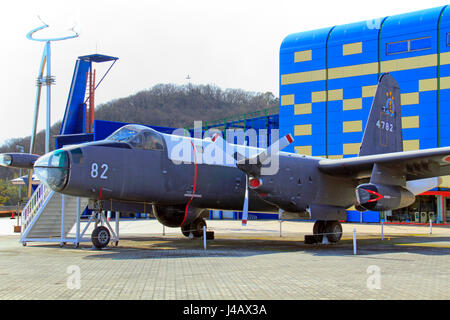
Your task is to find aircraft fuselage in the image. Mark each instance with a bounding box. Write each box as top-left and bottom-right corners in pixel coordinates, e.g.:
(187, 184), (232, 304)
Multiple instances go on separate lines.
(58, 139), (357, 215)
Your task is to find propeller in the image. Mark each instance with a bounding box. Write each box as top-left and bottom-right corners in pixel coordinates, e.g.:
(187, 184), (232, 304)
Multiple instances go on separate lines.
(242, 176), (249, 226)
(212, 132), (294, 226)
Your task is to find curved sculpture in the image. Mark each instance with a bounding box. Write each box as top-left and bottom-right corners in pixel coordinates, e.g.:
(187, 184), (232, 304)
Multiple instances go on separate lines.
(26, 20), (79, 42)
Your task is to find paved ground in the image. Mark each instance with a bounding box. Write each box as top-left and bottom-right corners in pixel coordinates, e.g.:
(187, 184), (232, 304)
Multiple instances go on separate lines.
(0, 217), (449, 300)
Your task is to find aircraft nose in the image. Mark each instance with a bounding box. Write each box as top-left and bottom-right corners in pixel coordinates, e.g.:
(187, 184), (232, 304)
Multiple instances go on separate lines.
(34, 149), (70, 191)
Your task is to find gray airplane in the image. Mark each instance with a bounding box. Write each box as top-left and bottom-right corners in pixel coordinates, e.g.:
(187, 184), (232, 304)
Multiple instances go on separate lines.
(2, 73), (450, 248)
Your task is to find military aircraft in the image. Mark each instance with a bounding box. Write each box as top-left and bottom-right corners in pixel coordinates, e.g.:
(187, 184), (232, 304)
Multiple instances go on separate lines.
(2, 73), (450, 248)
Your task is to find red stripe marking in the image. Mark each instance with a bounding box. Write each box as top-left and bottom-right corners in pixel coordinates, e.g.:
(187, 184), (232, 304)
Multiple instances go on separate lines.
(99, 187), (102, 199)
(212, 133), (219, 142)
(180, 140), (198, 226)
(286, 134), (293, 144)
(365, 189), (384, 202)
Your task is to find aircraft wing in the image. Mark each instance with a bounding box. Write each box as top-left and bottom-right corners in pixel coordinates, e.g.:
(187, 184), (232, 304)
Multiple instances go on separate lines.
(318, 146), (450, 181)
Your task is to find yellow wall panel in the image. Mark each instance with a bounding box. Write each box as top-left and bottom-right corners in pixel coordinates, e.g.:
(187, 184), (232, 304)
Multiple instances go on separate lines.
(328, 62), (377, 79)
(282, 55), (438, 86)
(440, 52), (450, 65)
(402, 116), (419, 129)
(403, 139), (420, 151)
(295, 146), (312, 155)
(328, 89), (343, 101)
(343, 42), (363, 56)
(343, 120), (363, 133)
(327, 155), (343, 159)
(281, 69), (326, 85)
(343, 98), (362, 110)
(419, 78), (437, 92)
(311, 91), (326, 103)
(362, 63), (378, 75)
(294, 103), (312, 115)
(294, 124), (312, 136)
(380, 54), (437, 73)
(281, 94), (295, 106)
(440, 76), (450, 90)
(294, 50), (312, 62)
(362, 85), (377, 98)
(310, 69), (327, 82)
(401, 92), (419, 105)
(281, 59), (384, 85)
(343, 143), (361, 155)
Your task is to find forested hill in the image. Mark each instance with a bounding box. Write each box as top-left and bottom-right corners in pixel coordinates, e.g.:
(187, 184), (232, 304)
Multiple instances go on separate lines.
(0, 83), (278, 205)
(95, 83), (278, 127)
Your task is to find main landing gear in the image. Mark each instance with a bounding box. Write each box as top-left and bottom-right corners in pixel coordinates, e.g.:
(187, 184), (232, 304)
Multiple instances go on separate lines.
(312, 220), (342, 243)
(181, 217), (206, 238)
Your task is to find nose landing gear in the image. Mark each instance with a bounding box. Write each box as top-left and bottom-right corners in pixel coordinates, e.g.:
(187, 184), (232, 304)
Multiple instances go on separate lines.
(89, 210), (119, 249)
(91, 225), (111, 249)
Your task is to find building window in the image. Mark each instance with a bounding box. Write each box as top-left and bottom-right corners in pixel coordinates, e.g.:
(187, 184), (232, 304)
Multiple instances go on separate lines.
(387, 41), (408, 54)
(386, 37), (431, 55)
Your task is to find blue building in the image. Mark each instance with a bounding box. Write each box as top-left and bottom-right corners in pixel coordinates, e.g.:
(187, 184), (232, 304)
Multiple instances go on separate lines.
(279, 6), (450, 224)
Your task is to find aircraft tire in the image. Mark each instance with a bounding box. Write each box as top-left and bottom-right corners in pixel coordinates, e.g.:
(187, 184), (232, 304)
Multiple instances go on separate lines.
(191, 218), (206, 238)
(181, 224), (192, 238)
(324, 221), (342, 243)
(91, 226), (111, 249)
(313, 220), (326, 242)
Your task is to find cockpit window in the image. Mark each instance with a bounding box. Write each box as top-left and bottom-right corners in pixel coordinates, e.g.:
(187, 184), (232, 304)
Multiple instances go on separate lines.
(106, 125), (164, 151)
(106, 127), (139, 143)
(129, 131), (164, 151)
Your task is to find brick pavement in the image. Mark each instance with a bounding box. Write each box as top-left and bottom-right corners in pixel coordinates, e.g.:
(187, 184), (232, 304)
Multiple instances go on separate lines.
(0, 218), (449, 300)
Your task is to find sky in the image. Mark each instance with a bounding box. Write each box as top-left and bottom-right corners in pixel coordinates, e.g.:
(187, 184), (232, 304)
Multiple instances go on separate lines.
(1, 0), (449, 148)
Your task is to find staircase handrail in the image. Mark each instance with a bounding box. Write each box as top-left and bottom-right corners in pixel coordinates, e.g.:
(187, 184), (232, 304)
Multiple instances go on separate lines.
(21, 183), (52, 232)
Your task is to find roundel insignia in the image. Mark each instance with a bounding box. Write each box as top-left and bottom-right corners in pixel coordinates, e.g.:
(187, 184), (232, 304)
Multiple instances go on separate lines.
(442, 156), (450, 163)
(385, 91), (395, 117)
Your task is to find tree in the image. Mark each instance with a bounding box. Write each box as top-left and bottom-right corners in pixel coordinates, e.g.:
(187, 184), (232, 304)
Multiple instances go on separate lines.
(0, 180), (11, 206)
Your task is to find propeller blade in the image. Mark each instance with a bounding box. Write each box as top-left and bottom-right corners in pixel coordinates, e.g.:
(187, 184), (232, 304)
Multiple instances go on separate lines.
(257, 133), (294, 164)
(242, 176), (249, 226)
(211, 133), (246, 163)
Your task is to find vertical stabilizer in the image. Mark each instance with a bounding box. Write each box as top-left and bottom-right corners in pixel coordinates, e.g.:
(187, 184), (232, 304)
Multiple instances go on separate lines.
(359, 73), (402, 157)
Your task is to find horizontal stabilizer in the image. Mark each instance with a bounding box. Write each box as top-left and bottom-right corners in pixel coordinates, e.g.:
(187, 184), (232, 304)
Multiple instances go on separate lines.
(406, 177), (442, 195)
(319, 146), (450, 181)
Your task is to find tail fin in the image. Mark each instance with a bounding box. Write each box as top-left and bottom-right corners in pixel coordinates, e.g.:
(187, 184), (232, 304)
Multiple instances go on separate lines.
(359, 73), (402, 157)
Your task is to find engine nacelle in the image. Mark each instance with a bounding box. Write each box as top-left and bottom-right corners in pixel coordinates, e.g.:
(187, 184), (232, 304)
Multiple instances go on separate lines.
(356, 183), (415, 211)
(152, 205), (204, 227)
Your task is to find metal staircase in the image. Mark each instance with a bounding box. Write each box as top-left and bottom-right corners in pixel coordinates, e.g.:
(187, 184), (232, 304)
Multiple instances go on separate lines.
(20, 183), (89, 246)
